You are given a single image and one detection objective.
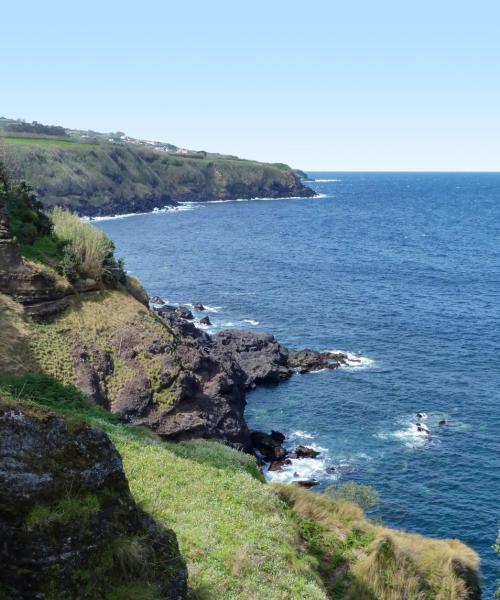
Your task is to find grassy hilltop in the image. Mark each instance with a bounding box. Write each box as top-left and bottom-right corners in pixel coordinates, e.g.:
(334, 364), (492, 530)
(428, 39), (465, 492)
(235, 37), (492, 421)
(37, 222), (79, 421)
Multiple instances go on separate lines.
(0, 118), (313, 216)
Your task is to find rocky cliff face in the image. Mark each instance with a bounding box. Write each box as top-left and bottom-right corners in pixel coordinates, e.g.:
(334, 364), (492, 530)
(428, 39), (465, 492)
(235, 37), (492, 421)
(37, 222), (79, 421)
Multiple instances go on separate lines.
(0, 192), (71, 320)
(35, 294), (349, 450)
(0, 400), (187, 599)
(3, 142), (315, 216)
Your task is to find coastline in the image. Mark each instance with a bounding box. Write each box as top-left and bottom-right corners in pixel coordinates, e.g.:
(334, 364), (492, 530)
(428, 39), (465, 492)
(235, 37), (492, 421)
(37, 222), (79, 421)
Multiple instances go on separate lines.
(82, 191), (322, 221)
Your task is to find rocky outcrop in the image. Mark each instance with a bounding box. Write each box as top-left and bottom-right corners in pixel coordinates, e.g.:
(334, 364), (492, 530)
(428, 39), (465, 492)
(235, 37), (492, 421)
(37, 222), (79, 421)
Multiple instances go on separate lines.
(288, 349), (349, 373)
(0, 193), (78, 322)
(0, 400), (187, 599)
(212, 330), (348, 388)
(213, 330), (291, 387)
(0, 196), (69, 320)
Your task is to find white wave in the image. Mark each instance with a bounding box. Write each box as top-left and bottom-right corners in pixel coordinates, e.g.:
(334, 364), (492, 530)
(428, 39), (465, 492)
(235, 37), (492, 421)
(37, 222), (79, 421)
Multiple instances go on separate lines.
(202, 305), (222, 313)
(289, 430), (315, 440)
(201, 194), (320, 204)
(241, 318), (259, 326)
(83, 211), (153, 222)
(312, 178), (341, 183)
(171, 202), (198, 212)
(377, 416), (438, 449)
(328, 350), (376, 370)
(313, 193), (329, 198)
(82, 204), (197, 222)
(265, 455), (338, 484)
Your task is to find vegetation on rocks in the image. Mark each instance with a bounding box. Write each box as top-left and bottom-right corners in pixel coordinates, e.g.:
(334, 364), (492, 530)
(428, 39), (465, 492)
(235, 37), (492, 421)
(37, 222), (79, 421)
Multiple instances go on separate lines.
(0, 125), (314, 216)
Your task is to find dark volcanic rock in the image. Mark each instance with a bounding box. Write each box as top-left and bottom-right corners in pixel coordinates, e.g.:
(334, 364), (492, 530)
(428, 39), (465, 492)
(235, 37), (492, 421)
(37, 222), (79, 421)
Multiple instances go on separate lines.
(251, 431), (287, 460)
(270, 430), (286, 444)
(157, 305), (194, 320)
(288, 349), (348, 373)
(213, 330), (292, 387)
(268, 458), (292, 471)
(176, 305), (194, 320)
(149, 295), (165, 305)
(194, 303), (205, 311)
(291, 445), (320, 459)
(199, 315), (212, 326)
(0, 401), (187, 599)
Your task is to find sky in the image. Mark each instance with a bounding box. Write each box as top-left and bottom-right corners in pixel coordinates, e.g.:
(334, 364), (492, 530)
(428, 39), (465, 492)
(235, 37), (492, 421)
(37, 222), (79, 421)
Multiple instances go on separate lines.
(1, 1), (499, 171)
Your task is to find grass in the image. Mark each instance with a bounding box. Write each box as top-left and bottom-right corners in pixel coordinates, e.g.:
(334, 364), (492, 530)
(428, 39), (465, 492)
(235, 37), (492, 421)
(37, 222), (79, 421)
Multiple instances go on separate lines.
(0, 134), (97, 147)
(0, 294), (37, 375)
(0, 373), (481, 600)
(51, 207), (115, 280)
(278, 485), (480, 600)
(0, 137), (307, 215)
(0, 374), (327, 599)
(25, 493), (101, 528)
(30, 289), (175, 406)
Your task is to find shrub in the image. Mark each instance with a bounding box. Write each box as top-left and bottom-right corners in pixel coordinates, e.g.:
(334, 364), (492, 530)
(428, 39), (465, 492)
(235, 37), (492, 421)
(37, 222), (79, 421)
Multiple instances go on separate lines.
(51, 208), (118, 281)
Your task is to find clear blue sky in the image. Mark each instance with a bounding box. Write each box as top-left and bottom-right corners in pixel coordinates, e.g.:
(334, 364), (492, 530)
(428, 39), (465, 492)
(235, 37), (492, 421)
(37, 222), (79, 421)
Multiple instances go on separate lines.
(2, 1), (499, 170)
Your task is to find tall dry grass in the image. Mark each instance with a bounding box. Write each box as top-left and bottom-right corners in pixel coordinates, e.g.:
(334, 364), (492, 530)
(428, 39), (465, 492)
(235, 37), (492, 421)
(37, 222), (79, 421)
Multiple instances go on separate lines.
(51, 207), (114, 280)
(277, 484), (480, 600)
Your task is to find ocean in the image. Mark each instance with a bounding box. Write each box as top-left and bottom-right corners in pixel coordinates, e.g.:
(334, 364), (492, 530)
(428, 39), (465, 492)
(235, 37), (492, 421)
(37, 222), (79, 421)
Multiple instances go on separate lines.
(97, 172), (500, 595)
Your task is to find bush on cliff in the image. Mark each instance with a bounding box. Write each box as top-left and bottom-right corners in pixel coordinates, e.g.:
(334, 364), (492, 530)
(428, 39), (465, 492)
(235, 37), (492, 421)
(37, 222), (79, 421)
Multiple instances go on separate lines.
(51, 207), (125, 282)
(1, 167), (126, 284)
(0, 171), (64, 264)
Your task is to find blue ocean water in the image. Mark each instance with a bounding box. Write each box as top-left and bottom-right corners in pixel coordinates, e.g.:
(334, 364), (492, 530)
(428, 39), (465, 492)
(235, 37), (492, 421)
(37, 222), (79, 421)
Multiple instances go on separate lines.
(97, 173), (500, 595)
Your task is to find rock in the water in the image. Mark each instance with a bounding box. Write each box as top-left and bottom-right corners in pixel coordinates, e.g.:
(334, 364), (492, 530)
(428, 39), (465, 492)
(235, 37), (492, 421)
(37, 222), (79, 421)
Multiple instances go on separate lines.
(194, 303), (205, 311)
(156, 304), (194, 320)
(270, 430), (286, 444)
(214, 330), (292, 387)
(0, 401), (187, 599)
(268, 458), (292, 471)
(288, 349), (348, 372)
(291, 445), (320, 459)
(251, 431), (287, 460)
(149, 295), (165, 305)
(175, 305), (194, 320)
(199, 315), (212, 326)
(325, 466), (336, 474)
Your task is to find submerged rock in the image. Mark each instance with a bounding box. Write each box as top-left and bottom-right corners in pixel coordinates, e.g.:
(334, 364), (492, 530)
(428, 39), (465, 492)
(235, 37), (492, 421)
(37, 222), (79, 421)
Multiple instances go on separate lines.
(194, 303), (205, 311)
(0, 401), (187, 599)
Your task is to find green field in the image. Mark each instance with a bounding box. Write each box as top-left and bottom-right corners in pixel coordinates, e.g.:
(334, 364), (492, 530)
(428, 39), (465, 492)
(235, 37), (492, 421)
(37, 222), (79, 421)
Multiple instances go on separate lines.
(0, 134), (97, 147)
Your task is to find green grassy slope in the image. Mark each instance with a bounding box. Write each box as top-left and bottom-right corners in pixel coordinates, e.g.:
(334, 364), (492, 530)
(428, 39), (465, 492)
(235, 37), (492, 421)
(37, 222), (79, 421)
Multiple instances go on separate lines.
(0, 371), (481, 600)
(0, 134), (313, 215)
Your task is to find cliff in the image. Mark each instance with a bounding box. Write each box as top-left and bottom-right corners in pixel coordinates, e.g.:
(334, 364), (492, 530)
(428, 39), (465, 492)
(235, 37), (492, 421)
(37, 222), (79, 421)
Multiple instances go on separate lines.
(0, 172), (482, 599)
(0, 134), (314, 216)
